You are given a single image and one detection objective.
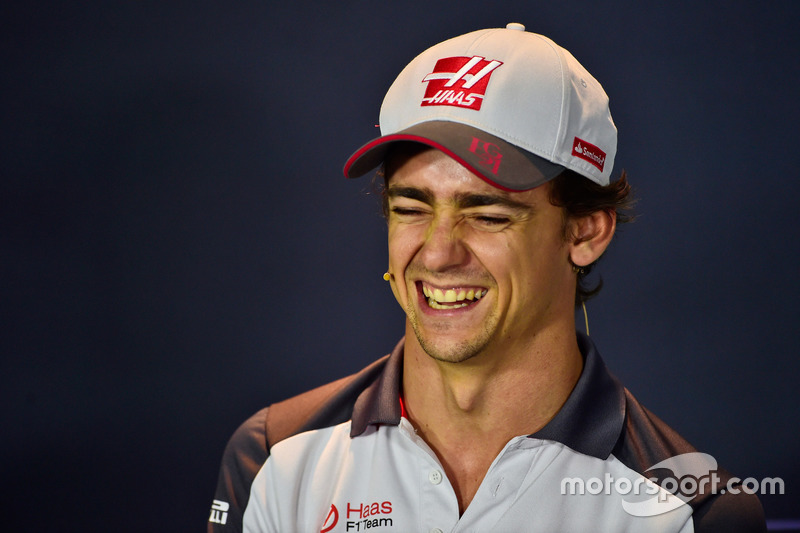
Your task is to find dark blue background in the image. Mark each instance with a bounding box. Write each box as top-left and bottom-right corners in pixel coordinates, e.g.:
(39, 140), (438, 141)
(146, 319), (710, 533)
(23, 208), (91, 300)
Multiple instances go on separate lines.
(2, 1), (798, 530)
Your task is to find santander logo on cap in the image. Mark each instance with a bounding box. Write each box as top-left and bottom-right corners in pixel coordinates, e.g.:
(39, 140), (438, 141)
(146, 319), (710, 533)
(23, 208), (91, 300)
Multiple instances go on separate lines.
(420, 56), (503, 111)
(572, 137), (606, 172)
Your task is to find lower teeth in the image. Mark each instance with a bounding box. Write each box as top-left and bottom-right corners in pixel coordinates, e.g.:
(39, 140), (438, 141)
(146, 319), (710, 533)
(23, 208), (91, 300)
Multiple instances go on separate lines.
(427, 298), (469, 310)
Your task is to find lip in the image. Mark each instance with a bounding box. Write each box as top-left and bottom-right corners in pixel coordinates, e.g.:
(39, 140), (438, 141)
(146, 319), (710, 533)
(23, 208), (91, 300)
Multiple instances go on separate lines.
(415, 281), (488, 316)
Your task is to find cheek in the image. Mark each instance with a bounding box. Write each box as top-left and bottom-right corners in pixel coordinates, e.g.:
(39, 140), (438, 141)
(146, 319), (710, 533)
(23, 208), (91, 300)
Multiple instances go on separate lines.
(387, 224), (423, 272)
(478, 230), (568, 289)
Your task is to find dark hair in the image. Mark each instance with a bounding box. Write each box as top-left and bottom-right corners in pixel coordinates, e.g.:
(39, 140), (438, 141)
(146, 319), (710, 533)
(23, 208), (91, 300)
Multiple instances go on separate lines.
(548, 169), (634, 305)
(375, 143), (635, 305)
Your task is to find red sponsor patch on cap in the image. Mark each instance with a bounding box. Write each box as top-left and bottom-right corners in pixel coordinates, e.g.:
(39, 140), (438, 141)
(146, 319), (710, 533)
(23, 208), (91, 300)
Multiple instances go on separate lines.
(468, 137), (502, 175)
(572, 137), (606, 171)
(421, 56), (503, 111)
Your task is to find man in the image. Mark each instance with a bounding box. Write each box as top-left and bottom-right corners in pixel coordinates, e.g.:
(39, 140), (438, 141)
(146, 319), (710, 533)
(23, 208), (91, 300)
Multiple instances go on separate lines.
(209, 24), (765, 532)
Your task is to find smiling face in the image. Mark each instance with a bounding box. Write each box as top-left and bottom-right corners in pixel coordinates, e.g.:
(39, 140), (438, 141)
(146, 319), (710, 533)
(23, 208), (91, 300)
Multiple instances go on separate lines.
(385, 146), (579, 364)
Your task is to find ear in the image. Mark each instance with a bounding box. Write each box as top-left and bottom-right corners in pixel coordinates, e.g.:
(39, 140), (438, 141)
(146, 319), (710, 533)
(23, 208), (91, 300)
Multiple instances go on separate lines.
(567, 209), (616, 267)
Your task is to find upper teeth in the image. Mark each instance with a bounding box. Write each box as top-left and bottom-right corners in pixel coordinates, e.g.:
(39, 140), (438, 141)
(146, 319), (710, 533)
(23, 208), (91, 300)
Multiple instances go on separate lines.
(422, 285), (487, 304)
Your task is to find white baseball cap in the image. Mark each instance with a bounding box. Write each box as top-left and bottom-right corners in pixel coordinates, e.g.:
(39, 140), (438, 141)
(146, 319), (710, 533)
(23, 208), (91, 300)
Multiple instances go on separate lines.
(344, 23), (617, 190)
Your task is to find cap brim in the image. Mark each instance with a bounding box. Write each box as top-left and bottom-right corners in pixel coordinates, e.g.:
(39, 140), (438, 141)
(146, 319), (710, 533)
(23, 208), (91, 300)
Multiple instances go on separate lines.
(343, 121), (565, 191)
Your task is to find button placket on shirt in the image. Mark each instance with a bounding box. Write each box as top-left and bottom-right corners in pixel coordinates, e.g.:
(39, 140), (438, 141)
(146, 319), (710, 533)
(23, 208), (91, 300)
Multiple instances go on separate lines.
(398, 419), (460, 532)
(421, 462), (456, 533)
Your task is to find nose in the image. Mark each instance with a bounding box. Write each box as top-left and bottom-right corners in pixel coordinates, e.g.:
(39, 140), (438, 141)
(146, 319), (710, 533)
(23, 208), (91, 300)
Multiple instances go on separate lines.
(417, 214), (469, 272)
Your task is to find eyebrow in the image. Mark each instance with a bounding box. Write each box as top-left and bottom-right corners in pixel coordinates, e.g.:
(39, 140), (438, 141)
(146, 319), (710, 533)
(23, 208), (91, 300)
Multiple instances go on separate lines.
(454, 192), (531, 212)
(386, 186), (434, 204)
(386, 185), (532, 212)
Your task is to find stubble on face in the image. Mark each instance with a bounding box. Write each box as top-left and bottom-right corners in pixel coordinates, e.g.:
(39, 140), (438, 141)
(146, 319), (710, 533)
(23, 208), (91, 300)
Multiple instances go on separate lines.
(408, 314), (495, 364)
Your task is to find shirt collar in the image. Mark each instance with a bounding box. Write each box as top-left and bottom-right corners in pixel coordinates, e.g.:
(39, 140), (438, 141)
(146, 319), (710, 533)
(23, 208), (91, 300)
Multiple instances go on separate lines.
(530, 332), (626, 459)
(350, 338), (405, 437)
(350, 333), (626, 460)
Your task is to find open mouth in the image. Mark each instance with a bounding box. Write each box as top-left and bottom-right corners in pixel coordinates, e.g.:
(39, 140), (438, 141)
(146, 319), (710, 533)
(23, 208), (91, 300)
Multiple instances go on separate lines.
(420, 282), (488, 310)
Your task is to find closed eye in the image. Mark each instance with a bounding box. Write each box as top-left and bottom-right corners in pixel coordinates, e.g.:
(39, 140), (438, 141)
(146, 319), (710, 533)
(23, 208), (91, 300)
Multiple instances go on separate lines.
(468, 214), (513, 231)
(474, 215), (510, 224)
(390, 206), (427, 216)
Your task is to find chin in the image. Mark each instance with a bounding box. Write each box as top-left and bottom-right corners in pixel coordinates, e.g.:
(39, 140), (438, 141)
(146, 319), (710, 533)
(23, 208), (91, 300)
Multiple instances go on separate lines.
(413, 329), (492, 364)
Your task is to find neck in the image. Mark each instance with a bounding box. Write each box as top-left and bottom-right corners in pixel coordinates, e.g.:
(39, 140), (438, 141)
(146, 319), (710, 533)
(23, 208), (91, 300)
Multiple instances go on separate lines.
(401, 320), (583, 442)
(400, 320), (583, 515)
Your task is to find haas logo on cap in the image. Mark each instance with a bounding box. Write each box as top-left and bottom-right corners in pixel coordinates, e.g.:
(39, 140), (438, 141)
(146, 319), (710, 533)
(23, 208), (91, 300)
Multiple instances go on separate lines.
(421, 56), (503, 111)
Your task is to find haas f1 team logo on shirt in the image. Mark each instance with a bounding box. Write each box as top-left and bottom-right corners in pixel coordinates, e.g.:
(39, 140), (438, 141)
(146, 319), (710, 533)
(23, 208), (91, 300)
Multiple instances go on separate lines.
(320, 504), (339, 532)
(421, 56), (503, 110)
(320, 501), (394, 532)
